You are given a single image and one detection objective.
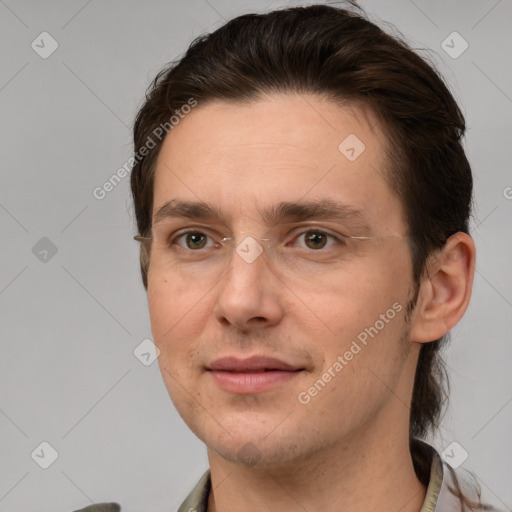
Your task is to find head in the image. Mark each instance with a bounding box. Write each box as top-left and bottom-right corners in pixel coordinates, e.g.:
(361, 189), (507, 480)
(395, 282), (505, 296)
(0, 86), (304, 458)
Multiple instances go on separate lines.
(130, 2), (474, 474)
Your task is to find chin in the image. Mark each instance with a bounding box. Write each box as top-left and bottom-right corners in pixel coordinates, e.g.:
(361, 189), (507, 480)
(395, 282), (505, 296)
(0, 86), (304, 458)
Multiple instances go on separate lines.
(208, 440), (303, 469)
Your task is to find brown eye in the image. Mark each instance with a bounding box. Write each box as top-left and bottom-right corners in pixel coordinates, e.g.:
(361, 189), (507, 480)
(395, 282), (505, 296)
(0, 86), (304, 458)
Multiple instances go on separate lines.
(185, 232), (208, 249)
(304, 231), (328, 250)
(172, 231), (213, 250)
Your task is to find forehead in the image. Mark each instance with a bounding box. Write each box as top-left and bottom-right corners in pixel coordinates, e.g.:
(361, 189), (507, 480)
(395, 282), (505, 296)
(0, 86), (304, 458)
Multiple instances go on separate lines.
(152, 93), (407, 235)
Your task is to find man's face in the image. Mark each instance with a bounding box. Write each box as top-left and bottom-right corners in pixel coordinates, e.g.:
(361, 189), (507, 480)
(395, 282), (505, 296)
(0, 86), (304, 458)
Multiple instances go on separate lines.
(147, 93), (419, 468)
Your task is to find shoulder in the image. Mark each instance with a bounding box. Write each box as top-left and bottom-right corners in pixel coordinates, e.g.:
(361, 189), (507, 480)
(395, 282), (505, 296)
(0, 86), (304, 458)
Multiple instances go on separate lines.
(72, 504), (121, 512)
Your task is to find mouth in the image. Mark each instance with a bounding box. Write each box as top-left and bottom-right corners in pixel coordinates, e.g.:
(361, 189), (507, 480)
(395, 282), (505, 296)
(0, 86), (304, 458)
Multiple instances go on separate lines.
(206, 355), (306, 394)
(208, 369), (303, 374)
(206, 355), (304, 372)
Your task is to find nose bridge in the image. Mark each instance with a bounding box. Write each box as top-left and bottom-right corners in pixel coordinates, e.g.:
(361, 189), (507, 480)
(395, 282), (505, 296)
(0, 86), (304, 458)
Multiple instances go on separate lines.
(217, 231), (275, 289)
(213, 230), (284, 332)
(215, 233), (268, 303)
(231, 232), (272, 265)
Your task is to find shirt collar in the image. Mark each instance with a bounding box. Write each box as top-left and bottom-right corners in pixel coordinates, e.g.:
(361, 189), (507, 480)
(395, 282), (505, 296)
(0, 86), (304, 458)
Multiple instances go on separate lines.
(177, 440), (460, 512)
(177, 469), (211, 512)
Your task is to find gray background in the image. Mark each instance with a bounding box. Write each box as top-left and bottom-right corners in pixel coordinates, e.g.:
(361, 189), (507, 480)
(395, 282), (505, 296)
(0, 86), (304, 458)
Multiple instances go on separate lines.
(1, 0), (511, 511)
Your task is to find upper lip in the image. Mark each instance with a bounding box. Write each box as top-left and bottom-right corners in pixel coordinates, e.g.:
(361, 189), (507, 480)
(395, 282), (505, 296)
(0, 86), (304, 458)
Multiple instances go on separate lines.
(206, 355), (303, 372)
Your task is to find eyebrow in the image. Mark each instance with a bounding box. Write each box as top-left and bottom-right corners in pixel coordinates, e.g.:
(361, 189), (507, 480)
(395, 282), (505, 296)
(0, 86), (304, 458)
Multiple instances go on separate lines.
(153, 199), (372, 232)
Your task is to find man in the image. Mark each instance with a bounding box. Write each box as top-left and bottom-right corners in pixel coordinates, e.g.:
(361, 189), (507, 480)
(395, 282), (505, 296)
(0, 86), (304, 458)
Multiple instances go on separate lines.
(76, 3), (499, 511)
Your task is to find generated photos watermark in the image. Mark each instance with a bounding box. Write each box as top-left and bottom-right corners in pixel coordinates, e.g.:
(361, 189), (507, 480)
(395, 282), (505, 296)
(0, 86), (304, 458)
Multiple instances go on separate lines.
(298, 301), (403, 405)
(92, 97), (198, 200)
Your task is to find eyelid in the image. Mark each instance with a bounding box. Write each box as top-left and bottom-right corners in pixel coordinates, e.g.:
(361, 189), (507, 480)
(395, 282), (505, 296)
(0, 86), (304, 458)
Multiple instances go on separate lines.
(288, 225), (349, 241)
(170, 226), (348, 248)
(288, 228), (348, 250)
(171, 228), (221, 248)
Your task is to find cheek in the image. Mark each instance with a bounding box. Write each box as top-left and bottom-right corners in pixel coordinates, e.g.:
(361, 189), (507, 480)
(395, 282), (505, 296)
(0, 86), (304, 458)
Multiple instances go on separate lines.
(147, 272), (196, 337)
(148, 278), (203, 409)
(312, 265), (391, 325)
(147, 277), (170, 337)
(147, 274), (207, 370)
(312, 257), (411, 360)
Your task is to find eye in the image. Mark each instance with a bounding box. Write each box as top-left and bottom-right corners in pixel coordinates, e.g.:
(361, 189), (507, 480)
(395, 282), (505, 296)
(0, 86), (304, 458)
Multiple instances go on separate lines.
(291, 230), (346, 250)
(173, 230), (218, 250)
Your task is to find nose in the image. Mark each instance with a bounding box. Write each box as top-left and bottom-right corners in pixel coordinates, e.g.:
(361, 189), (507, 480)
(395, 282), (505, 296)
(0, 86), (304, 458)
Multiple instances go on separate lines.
(213, 234), (284, 332)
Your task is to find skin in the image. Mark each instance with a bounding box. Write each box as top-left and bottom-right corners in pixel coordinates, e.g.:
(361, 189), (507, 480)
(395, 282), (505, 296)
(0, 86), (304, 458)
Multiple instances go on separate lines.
(146, 93), (476, 512)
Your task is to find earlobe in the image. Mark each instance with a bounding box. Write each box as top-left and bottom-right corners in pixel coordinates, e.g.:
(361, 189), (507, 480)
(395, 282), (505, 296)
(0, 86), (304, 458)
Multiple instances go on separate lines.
(410, 232), (476, 344)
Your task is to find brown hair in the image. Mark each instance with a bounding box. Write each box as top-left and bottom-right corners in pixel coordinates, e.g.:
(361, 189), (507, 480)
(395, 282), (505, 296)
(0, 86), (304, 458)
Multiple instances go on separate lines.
(130, 3), (491, 509)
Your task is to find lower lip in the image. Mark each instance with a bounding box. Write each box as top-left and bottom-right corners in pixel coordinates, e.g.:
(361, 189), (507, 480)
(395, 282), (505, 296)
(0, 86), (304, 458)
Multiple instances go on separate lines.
(208, 370), (302, 394)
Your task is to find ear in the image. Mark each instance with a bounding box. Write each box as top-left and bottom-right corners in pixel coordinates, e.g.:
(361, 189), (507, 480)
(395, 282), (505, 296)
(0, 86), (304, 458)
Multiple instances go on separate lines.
(410, 232), (476, 343)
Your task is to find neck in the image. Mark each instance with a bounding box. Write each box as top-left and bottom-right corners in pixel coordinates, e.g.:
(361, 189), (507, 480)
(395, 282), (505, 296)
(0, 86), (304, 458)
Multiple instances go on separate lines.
(206, 420), (426, 512)
(206, 344), (426, 512)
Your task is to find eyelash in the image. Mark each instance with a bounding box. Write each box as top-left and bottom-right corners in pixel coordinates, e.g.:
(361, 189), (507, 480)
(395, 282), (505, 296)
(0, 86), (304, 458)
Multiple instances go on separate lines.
(169, 228), (347, 251)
